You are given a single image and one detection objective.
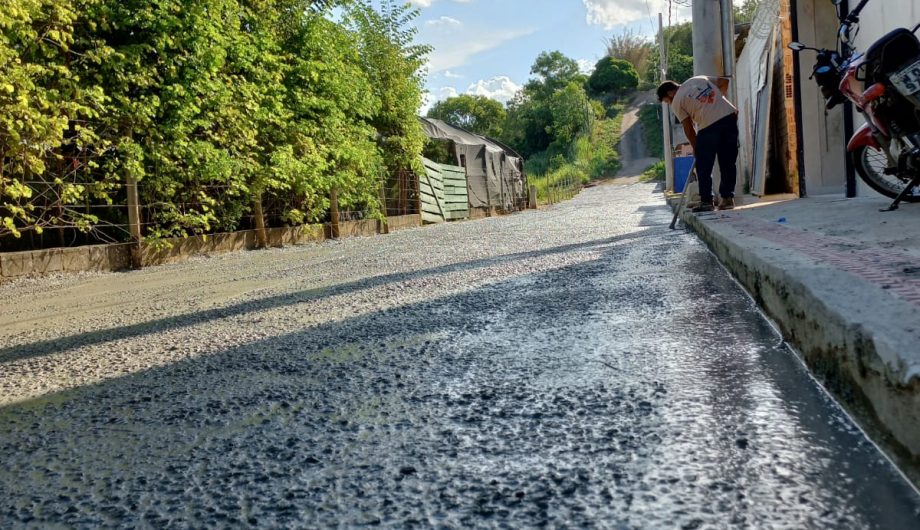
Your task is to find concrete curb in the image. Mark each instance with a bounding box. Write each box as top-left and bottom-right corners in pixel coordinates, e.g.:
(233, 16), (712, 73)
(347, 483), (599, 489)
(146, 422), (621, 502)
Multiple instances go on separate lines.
(680, 208), (920, 478)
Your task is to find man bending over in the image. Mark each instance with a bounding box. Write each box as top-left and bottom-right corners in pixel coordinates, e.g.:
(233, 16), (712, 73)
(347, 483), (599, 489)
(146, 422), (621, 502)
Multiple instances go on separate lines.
(657, 76), (739, 211)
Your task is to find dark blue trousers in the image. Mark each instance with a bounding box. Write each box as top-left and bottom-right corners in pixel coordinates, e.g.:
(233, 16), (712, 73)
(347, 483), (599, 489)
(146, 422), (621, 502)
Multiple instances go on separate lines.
(695, 114), (739, 202)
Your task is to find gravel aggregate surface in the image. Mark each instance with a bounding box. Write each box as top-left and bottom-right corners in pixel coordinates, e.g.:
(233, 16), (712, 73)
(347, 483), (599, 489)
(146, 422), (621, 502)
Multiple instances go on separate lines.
(1, 182), (919, 528)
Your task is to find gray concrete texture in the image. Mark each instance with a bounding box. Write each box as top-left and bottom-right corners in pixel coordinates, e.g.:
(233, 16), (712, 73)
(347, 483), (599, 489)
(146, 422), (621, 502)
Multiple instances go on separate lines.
(2, 183), (920, 527)
(681, 193), (920, 477)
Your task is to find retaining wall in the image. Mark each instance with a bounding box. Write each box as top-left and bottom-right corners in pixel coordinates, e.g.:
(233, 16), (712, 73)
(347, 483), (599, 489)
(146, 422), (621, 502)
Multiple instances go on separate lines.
(0, 214), (421, 282)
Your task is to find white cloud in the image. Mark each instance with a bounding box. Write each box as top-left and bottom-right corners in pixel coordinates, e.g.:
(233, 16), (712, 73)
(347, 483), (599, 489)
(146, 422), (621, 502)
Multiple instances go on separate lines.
(466, 76), (522, 105)
(439, 86), (460, 99)
(582, 0), (689, 29)
(426, 16), (462, 27)
(443, 70), (464, 79)
(577, 58), (596, 75)
(422, 76), (521, 114)
(411, 0), (473, 7)
(421, 86), (460, 114)
(425, 27), (535, 73)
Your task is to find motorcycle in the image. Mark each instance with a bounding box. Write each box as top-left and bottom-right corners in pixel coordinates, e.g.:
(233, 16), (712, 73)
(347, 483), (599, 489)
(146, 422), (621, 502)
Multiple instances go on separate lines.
(788, 0), (920, 211)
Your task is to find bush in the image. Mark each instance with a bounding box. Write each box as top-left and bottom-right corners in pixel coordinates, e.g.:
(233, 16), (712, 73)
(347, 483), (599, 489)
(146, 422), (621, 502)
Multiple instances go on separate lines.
(640, 161), (666, 182)
(588, 57), (639, 96)
(0, 0), (430, 246)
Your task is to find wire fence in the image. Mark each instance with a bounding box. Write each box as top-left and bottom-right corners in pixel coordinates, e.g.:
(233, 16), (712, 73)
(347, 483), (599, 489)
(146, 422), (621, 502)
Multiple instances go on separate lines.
(0, 149), (132, 252)
(530, 173), (582, 206)
(1, 152), (421, 253)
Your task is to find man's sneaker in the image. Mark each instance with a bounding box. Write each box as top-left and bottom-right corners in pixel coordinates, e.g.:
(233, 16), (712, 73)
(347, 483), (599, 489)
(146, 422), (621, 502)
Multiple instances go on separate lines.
(717, 197), (735, 210)
(691, 201), (714, 213)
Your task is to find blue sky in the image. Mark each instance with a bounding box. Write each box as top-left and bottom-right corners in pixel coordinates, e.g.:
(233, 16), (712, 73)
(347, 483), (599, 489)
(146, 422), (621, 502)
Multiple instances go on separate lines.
(406, 0), (691, 112)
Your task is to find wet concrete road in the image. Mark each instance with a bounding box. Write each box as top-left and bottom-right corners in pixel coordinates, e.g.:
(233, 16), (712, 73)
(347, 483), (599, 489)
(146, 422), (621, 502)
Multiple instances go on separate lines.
(1, 183), (919, 528)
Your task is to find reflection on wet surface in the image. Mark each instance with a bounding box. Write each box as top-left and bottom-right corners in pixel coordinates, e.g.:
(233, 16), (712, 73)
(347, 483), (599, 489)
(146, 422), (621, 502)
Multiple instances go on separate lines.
(1, 184), (918, 528)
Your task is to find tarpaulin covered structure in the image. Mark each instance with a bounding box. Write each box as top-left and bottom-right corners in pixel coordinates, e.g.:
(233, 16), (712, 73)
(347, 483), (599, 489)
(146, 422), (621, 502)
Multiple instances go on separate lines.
(419, 117), (526, 211)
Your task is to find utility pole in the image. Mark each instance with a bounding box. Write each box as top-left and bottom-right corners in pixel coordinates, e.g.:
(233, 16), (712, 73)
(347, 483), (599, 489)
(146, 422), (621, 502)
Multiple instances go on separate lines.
(692, 1), (723, 77)
(719, 0), (743, 198)
(659, 13), (675, 192)
(719, 0), (737, 104)
(692, 0), (726, 197)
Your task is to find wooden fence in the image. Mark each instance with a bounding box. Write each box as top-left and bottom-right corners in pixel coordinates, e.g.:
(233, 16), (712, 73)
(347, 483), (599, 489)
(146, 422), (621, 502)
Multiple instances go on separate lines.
(421, 158), (469, 224)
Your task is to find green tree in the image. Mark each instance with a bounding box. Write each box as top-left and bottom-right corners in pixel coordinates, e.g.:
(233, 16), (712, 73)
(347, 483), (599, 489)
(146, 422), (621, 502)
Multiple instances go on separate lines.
(548, 82), (591, 149)
(0, 0), (110, 240)
(502, 94), (552, 158)
(525, 51), (586, 101)
(245, 9), (374, 226)
(502, 51), (588, 157)
(346, 0), (430, 176)
(1, 0), (432, 245)
(734, 0), (761, 24)
(666, 22), (693, 57)
(645, 22), (695, 84)
(427, 95), (506, 138)
(588, 57), (639, 96)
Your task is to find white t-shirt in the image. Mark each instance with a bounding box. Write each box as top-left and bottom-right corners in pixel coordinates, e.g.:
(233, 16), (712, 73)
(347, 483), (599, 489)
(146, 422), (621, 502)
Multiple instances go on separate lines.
(671, 76), (738, 130)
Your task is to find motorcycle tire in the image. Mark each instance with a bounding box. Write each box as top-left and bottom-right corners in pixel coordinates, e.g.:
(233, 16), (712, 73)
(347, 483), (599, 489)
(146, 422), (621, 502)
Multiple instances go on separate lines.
(851, 144), (920, 202)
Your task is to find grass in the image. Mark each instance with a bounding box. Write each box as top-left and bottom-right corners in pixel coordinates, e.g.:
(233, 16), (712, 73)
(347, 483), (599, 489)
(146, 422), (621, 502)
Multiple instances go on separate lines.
(527, 103), (627, 204)
(639, 160), (665, 182)
(638, 103), (664, 159)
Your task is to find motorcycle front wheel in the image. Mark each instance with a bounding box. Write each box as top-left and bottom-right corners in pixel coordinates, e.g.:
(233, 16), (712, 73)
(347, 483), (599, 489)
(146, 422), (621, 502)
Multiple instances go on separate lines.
(851, 144), (920, 202)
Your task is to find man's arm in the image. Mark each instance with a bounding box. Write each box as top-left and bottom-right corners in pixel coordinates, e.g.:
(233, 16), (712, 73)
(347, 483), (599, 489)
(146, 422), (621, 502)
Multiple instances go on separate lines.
(682, 118), (697, 150)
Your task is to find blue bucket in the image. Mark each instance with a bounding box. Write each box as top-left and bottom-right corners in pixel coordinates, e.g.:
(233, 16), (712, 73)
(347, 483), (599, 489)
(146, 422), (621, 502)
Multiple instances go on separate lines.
(673, 156), (694, 193)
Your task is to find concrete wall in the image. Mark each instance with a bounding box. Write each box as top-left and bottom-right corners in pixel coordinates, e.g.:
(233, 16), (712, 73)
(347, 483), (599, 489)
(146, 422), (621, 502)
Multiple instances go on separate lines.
(796, 0), (919, 197)
(0, 215), (422, 282)
(0, 244), (134, 279)
(850, 1), (920, 61)
(849, 0), (920, 198)
(795, 0), (848, 195)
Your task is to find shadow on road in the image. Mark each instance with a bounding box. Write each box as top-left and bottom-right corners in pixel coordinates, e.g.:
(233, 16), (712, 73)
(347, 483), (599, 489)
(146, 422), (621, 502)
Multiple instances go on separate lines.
(0, 228), (666, 366)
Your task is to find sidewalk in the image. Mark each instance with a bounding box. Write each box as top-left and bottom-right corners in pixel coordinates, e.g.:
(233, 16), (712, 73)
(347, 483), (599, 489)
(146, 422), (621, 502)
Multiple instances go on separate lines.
(678, 193), (920, 475)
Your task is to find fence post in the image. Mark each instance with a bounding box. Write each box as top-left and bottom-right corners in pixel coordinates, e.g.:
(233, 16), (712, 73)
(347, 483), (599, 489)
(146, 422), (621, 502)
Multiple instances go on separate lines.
(414, 171), (422, 222)
(330, 187), (341, 239)
(378, 174), (389, 235)
(253, 191), (268, 248)
(398, 170), (408, 216)
(499, 166), (506, 214)
(483, 155), (493, 217)
(529, 184), (537, 209)
(126, 175), (143, 268)
(56, 157), (66, 247)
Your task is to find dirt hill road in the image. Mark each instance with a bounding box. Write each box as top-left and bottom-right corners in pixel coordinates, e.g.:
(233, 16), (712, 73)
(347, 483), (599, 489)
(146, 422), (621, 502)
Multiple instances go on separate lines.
(613, 92), (661, 183)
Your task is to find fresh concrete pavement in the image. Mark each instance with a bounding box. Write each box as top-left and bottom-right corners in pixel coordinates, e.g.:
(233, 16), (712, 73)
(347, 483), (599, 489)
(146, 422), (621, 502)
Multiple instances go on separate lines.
(677, 192), (920, 482)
